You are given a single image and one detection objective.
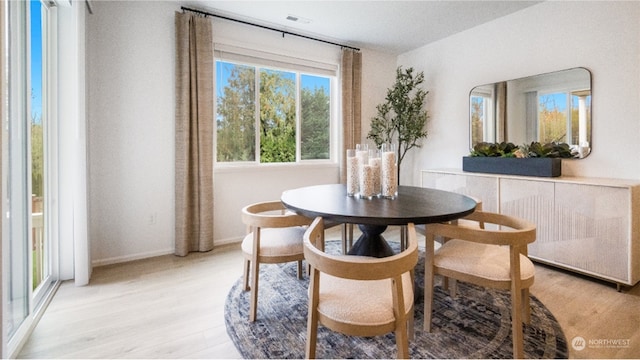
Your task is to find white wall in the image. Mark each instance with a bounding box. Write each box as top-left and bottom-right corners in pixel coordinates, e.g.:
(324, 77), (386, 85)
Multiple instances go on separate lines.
(86, 1), (396, 265)
(87, 1), (177, 265)
(398, 1), (640, 185)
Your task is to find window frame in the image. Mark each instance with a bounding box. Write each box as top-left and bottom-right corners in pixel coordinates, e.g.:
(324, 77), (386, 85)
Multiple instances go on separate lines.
(213, 45), (338, 167)
(469, 87), (495, 144)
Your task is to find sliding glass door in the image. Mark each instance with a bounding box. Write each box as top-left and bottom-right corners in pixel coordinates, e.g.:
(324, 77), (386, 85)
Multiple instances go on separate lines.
(4, 0), (58, 355)
(6, 0), (30, 341)
(29, 0), (52, 304)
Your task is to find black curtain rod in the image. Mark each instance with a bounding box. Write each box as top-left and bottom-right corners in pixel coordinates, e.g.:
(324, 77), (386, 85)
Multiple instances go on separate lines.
(181, 6), (360, 52)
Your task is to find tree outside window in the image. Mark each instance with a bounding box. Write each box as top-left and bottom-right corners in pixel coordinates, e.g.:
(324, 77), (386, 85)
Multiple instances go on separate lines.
(216, 62), (256, 162)
(216, 60), (332, 164)
(538, 92), (568, 144)
(301, 75), (330, 160)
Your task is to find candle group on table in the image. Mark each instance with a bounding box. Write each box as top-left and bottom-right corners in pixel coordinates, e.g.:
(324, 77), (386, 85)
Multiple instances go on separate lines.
(346, 143), (397, 199)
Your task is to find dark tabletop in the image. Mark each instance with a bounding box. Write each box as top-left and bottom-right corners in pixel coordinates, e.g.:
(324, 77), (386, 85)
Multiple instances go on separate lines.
(281, 184), (477, 226)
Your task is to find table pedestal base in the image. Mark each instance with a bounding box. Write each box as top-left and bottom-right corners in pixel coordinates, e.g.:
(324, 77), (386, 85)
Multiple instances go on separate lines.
(347, 224), (395, 258)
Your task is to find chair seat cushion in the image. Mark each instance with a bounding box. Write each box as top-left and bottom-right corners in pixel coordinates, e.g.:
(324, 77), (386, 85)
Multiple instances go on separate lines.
(317, 271), (413, 327)
(241, 227), (306, 257)
(435, 239), (535, 282)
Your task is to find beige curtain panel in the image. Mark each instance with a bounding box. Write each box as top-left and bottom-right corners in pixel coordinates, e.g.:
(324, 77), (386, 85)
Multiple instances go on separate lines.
(174, 12), (214, 256)
(340, 49), (362, 183)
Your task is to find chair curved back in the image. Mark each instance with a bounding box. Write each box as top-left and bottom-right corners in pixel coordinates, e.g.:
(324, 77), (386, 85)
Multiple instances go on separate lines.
(304, 218), (418, 281)
(240, 200), (311, 322)
(427, 210), (536, 247)
(241, 201), (311, 229)
(304, 217), (419, 359)
(424, 210), (537, 359)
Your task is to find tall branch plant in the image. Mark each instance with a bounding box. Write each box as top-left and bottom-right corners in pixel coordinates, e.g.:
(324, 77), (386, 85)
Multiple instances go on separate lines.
(367, 66), (429, 185)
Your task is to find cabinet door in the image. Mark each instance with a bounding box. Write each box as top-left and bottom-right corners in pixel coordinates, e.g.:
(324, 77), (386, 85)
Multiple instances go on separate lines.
(555, 183), (629, 282)
(421, 172), (498, 213)
(500, 179), (555, 260)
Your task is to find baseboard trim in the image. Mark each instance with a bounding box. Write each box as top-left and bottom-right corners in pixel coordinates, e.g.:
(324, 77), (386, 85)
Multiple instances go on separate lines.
(92, 248), (174, 267)
(92, 237), (243, 267)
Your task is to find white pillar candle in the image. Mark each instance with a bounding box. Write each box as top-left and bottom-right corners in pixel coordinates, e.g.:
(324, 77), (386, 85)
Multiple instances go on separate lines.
(381, 150), (397, 198)
(346, 150), (358, 196)
(369, 156), (381, 196)
(359, 164), (375, 199)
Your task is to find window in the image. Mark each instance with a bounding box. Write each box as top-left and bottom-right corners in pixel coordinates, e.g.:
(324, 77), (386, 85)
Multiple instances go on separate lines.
(215, 50), (335, 164)
(470, 87), (495, 144)
(538, 91), (591, 145)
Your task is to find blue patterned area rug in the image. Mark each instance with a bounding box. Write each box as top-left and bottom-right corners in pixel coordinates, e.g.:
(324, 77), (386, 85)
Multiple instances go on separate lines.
(224, 241), (568, 359)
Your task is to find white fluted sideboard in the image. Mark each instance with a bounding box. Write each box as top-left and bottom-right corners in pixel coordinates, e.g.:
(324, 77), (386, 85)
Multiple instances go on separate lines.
(421, 169), (640, 288)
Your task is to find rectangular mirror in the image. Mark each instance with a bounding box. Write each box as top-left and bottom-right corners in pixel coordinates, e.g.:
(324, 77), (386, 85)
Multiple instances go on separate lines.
(470, 67), (592, 158)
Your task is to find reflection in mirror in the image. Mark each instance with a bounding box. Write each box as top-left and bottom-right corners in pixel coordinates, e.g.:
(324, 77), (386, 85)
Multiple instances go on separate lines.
(470, 67), (592, 158)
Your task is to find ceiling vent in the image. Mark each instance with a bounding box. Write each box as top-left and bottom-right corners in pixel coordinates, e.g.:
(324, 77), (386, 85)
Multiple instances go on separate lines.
(286, 14), (311, 24)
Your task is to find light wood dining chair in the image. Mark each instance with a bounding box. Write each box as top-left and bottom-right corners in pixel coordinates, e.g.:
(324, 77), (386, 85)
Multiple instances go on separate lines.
(241, 201), (312, 322)
(303, 217), (418, 359)
(440, 195), (483, 297)
(423, 210), (536, 359)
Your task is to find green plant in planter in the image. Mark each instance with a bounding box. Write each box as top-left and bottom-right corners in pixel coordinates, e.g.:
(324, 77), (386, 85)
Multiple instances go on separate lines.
(520, 141), (577, 158)
(367, 66), (429, 185)
(470, 141), (577, 158)
(470, 142), (518, 157)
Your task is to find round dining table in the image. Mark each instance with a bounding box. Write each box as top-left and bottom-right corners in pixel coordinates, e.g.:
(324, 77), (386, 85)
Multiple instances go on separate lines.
(281, 184), (477, 257)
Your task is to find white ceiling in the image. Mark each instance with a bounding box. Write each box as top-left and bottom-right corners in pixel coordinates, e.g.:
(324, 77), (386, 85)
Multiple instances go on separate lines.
(179, 1), (541, 54)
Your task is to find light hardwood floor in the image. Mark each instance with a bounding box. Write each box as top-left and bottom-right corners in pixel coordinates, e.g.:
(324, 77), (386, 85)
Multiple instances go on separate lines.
(18, 227), (640, 359)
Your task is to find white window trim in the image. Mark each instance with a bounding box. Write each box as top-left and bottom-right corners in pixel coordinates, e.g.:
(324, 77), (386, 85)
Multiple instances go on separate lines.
(470, 88), (495, 144)
(214, 43), (339, 167)
(214, 43), (338, 76)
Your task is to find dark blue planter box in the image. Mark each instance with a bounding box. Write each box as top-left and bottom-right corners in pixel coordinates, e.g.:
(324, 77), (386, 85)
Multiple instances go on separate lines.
(462, 156), (562, 177)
